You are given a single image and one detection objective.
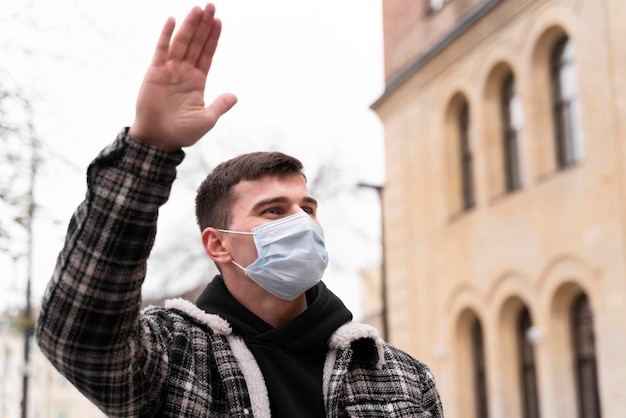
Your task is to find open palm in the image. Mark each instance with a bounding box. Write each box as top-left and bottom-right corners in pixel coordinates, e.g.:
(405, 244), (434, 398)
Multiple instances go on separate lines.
(129, 4), (237, 152)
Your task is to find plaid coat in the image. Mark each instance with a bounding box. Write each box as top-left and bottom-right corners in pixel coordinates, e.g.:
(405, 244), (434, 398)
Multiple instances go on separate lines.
(36, 131), (444, 417)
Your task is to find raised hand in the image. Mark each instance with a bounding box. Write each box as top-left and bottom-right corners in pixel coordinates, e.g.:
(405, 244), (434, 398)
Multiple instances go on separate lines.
(129, 3), (237, 152)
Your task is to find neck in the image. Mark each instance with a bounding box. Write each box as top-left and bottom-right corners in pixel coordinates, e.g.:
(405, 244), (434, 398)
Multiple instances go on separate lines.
(222, 272), (308, 328)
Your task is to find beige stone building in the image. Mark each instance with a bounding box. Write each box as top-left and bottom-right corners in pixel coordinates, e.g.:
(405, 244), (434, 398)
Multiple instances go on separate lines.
(371, 0), (626, 417)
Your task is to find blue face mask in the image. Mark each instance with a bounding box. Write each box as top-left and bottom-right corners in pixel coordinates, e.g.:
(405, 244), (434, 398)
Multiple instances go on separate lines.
(218, 211), (329, 300)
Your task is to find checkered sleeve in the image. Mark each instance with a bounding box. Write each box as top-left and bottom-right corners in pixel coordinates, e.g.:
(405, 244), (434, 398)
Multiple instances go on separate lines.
(35, 129), (185, 417)
(417, 357), (444, 417)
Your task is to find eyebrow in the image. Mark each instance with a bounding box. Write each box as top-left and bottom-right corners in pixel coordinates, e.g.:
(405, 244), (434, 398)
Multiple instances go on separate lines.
(302, 196), (318, 208)
(251, 196), (318, 213)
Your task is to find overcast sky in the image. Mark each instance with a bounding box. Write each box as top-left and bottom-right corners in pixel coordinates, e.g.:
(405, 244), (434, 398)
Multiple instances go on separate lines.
(1, 0), (386, 319)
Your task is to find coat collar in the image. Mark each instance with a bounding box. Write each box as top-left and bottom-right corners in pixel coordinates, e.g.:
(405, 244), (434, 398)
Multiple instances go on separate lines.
(164, 298), (232, 335)
(164, 297), (386, 369)
(328, 321), (386, 369)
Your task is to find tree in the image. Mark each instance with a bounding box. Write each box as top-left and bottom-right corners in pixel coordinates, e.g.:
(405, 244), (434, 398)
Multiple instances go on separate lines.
(0, 75), (40, 252)
(0, 73), (40, 418)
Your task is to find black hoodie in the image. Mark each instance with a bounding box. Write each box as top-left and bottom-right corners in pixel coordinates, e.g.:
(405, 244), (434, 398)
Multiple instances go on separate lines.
(195, 275), (353, 417)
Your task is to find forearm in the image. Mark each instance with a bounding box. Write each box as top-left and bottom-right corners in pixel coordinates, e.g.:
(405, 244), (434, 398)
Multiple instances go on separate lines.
(35, 128), (184, 410)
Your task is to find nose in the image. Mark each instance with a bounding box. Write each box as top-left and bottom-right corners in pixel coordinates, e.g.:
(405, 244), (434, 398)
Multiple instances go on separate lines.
(289, 206), (307, 216)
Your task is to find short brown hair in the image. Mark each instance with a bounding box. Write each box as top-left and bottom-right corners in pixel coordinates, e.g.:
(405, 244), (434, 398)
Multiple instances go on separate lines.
(195, 151), (305, 231)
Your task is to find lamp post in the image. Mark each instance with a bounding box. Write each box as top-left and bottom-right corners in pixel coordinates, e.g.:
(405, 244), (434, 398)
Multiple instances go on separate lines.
(20, 117), (38, 418)
(357, 182), (388, 341)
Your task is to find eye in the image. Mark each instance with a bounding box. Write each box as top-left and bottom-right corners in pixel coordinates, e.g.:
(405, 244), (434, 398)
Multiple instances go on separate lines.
(263, 207), (281, 215)
(302, 206), (316, 216)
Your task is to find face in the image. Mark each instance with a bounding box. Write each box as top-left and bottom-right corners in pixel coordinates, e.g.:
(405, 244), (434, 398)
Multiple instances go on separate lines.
(220, 172), (319, 267)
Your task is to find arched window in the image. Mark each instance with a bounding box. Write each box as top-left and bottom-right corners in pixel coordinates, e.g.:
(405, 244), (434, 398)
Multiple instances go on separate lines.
(501, 73), (523, 191)
(459, 101), (475, 210)
(518, 308), (540, 418)
(445, 94), (475, 216)
(471, 318), (489, 418)
(571, 294), (601, 418)
(551, 37), (582, 168)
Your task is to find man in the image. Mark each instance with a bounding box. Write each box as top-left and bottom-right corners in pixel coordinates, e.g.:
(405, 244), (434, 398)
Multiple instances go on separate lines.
(36, 3), (443, 417)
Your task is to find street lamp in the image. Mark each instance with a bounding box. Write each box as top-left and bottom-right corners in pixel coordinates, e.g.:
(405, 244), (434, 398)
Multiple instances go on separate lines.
(20, 118), (38, 418)
(356, 182), (388, 341)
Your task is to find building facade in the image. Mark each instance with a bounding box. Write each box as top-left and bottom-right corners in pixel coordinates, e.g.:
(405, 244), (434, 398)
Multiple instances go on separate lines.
(371, 0), (626, 417)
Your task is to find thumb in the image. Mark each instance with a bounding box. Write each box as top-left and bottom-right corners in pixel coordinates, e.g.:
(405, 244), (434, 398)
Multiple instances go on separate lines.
(206, 93), (238, 124)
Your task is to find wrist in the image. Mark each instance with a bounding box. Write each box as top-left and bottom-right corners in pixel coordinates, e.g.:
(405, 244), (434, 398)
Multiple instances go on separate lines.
(128, 125), (180, 153)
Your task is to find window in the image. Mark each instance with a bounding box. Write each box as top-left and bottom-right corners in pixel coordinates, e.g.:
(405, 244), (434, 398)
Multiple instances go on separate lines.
(551, 37), (583, 168)
(571, 294), (601, 418)
(501, 73), (523, 191)
(459, 101), (475, 210)
(518, 308), (540, 418)
(1, 346), (12, 378)
(445, 94), (474, 216)
(471, 318), (489, 418)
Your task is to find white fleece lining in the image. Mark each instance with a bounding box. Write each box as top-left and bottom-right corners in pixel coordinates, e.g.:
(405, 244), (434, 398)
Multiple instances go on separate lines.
(165, 298), (270, 416)
(322, 349), (338, 405)
(228, 335), (271, 418)
(164, 298), (232, 335)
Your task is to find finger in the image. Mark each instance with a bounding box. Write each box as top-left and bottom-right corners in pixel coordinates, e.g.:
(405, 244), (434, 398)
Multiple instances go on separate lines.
(183, 4), (216, 65)
(197, 18), (222, 75)
(168, 6), (204, 62)
(151, 17), (176, 66)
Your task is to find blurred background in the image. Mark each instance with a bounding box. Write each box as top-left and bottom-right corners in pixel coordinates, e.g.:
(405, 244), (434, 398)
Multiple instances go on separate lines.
(0, 0), (386, 316)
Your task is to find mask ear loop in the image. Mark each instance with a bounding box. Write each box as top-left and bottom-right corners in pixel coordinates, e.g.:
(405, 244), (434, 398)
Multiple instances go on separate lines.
(231, 260), (247, 271)
(217, 229), (254, 235)
(216, 229), (255, 271)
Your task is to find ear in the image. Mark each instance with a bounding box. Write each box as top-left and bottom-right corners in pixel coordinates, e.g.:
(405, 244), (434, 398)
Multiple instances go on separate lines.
(201, 227), (232, 264)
